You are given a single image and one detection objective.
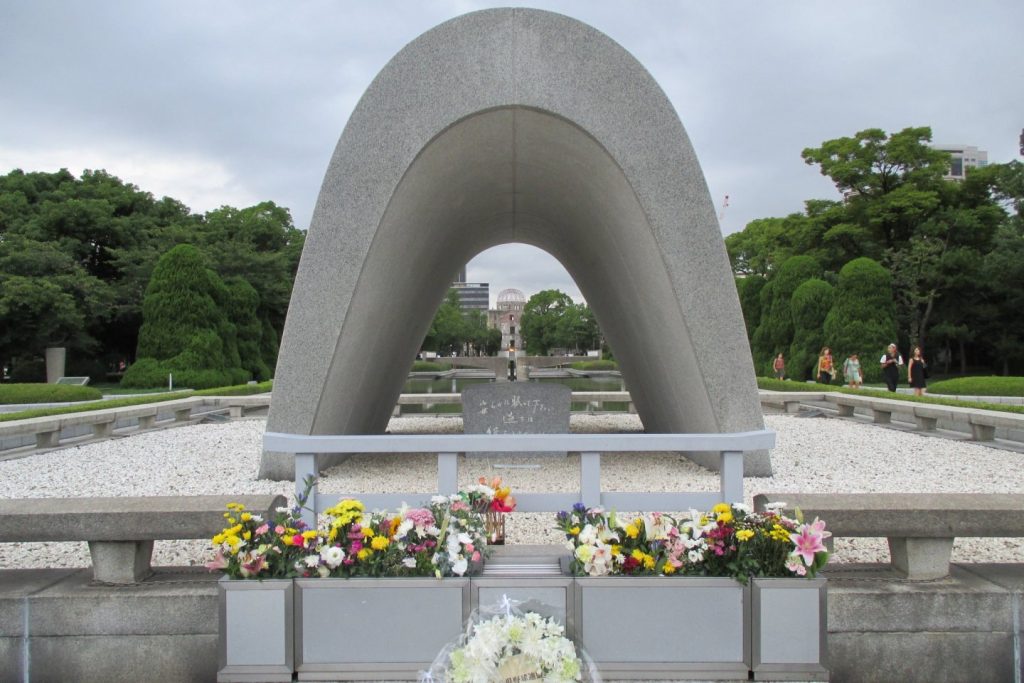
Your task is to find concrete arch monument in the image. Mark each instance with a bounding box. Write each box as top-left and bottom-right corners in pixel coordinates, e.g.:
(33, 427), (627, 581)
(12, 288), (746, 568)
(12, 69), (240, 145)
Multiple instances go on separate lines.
(260, 8), (771, 479)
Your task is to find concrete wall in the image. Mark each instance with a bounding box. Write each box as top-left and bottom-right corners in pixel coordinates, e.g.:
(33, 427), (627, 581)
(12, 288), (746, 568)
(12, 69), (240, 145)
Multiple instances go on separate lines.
(3, 564), (1023, 682)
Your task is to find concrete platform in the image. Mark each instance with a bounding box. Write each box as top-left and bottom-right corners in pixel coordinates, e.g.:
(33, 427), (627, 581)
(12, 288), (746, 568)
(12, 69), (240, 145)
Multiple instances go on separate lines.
(3, 562), (1024, 682)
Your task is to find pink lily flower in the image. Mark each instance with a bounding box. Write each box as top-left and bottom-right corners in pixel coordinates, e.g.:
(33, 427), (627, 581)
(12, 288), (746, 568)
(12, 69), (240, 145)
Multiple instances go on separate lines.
(240, 553), (266, 578)
(204, 551), (228, 572)
(809, 517), (832, 539)
(790, 524), (827, 565)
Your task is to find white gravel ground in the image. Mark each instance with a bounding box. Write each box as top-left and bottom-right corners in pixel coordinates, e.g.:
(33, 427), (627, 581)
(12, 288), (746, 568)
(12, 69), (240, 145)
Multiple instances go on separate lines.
(2, 413), (1023, 570)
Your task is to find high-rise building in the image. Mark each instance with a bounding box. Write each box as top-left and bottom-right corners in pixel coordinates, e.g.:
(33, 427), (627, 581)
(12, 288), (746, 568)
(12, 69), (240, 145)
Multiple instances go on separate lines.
(932, 144), (988, 181)
(451, 282), (489, 311)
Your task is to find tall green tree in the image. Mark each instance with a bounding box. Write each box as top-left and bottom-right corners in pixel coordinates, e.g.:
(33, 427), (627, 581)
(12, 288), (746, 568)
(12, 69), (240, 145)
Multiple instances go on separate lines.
(423, 290), (467, 356)
(0, 235), (110, 379)
(556, 303), (600, 354)
(520, 289), (574, 355)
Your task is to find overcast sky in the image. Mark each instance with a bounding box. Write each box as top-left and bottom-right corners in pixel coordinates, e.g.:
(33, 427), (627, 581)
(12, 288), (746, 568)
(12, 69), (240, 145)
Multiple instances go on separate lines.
(2, 1), (1021, 307)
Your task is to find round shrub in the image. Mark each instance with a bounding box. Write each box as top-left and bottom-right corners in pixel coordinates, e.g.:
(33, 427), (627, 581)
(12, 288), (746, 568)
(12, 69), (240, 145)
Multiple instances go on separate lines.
(125, 244), (249, 388)
(788, 279), (835, 381)
(823, 258), (897, 384)
(120, 358), (172, 389)
(752, 256), (821, 369)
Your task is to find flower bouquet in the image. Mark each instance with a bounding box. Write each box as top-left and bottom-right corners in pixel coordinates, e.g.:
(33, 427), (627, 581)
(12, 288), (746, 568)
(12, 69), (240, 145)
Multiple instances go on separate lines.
(463, 476), (517, 545)
(208, 485), (494, 580)
(420, 596), (599, 683)
(206, 500), (315, 579)
(555, 501), (829, 581)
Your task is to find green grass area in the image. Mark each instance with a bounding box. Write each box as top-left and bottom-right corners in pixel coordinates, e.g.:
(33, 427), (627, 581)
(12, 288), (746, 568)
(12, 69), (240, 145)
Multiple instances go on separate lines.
(927, 376), (1024, 397)
(91, 383), (178, 395)
(0, 381), (272, 422)
(0, 383), (103, 404)
(411, 361), (445, 372)
(570, 360), (618, 371)
(194, 381), (272, 397)
(756, 377), (831, 392)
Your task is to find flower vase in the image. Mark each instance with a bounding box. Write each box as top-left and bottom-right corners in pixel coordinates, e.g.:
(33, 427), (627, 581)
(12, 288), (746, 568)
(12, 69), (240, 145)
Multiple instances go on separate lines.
(573, 575), (750, 679)
(294, 576), (471, 680)
(217, 576), (294, 682)
(750, 577), (828, 680)
(485, 509), (506, 545)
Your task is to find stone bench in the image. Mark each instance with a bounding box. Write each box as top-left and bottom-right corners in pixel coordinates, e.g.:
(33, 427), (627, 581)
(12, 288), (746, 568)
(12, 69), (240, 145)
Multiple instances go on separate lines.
(824, 393), (1024, 442)
(204, 395), (272, 418)
(828, 393), (903, 423)
(758, 390), (827, 414)
(754, 492), (1024, 580)
(965, 409), (1024, 441)
(0, 494), (286, 584)
(0, 397), (204, 449)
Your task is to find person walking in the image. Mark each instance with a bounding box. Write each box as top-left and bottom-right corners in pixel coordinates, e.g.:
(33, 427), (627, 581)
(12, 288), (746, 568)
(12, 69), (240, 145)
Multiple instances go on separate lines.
(772, 353), (786, 380)
(880, 343), (904, 392)
(815, 347), (835, 385)
(908, 346), (928, 396)
(843, 353), (862, 389)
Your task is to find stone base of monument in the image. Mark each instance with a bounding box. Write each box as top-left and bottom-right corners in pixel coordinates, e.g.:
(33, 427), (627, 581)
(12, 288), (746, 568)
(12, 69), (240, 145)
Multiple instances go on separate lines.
(461, 382), (572, 458)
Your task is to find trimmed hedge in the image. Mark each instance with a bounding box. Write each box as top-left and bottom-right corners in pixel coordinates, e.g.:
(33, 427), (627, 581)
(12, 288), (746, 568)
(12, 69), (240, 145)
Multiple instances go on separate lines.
(0, 381), (272, 422)
(570, 360), (619, 371)
(0, 383), (103, 404)
(926, 376), (1024, 397)
(411, 361), (444, 372)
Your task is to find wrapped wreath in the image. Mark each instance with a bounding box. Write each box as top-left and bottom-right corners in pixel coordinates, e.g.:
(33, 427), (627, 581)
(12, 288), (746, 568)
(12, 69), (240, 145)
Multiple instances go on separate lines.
(421, 597), (596, 683)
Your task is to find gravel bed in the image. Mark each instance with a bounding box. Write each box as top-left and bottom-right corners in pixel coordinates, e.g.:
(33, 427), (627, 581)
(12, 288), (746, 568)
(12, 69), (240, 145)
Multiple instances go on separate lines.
(2, 413), (1023, 570)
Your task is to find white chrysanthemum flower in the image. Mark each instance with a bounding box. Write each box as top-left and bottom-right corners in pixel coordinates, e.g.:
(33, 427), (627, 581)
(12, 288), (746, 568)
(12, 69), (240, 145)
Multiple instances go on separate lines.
(396, 519), (414, 538)
(401, 557), (417, 568)
(320, 545), (345, 569)
(303, 555), (320, 568)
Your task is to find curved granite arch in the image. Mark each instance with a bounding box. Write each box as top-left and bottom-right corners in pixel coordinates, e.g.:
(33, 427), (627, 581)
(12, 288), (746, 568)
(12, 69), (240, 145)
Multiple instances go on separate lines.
(261, 8), (770, 479)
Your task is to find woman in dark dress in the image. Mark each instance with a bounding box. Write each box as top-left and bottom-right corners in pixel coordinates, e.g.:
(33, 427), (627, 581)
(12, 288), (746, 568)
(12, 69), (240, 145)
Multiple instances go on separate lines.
(908, 346), (927, 396)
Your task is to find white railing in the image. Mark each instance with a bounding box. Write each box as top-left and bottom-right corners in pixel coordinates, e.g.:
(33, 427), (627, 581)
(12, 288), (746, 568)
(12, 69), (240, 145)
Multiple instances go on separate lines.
(262, 430), (776, 526)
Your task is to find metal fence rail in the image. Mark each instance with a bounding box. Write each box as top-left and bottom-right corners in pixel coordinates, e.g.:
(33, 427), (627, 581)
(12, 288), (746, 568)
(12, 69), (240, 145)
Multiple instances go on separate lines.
(262, 430), (776, 526)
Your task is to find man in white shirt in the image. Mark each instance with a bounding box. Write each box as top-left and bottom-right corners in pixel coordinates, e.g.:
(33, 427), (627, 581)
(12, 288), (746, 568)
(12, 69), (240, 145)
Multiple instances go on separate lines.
(879, 343), (904, 392)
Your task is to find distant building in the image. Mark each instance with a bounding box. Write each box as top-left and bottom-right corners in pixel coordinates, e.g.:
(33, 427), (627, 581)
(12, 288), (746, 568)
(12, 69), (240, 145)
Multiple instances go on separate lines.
(493, 288), (526, 352)
(451, 282), (489, 312)
(932, 144), (988, 180)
